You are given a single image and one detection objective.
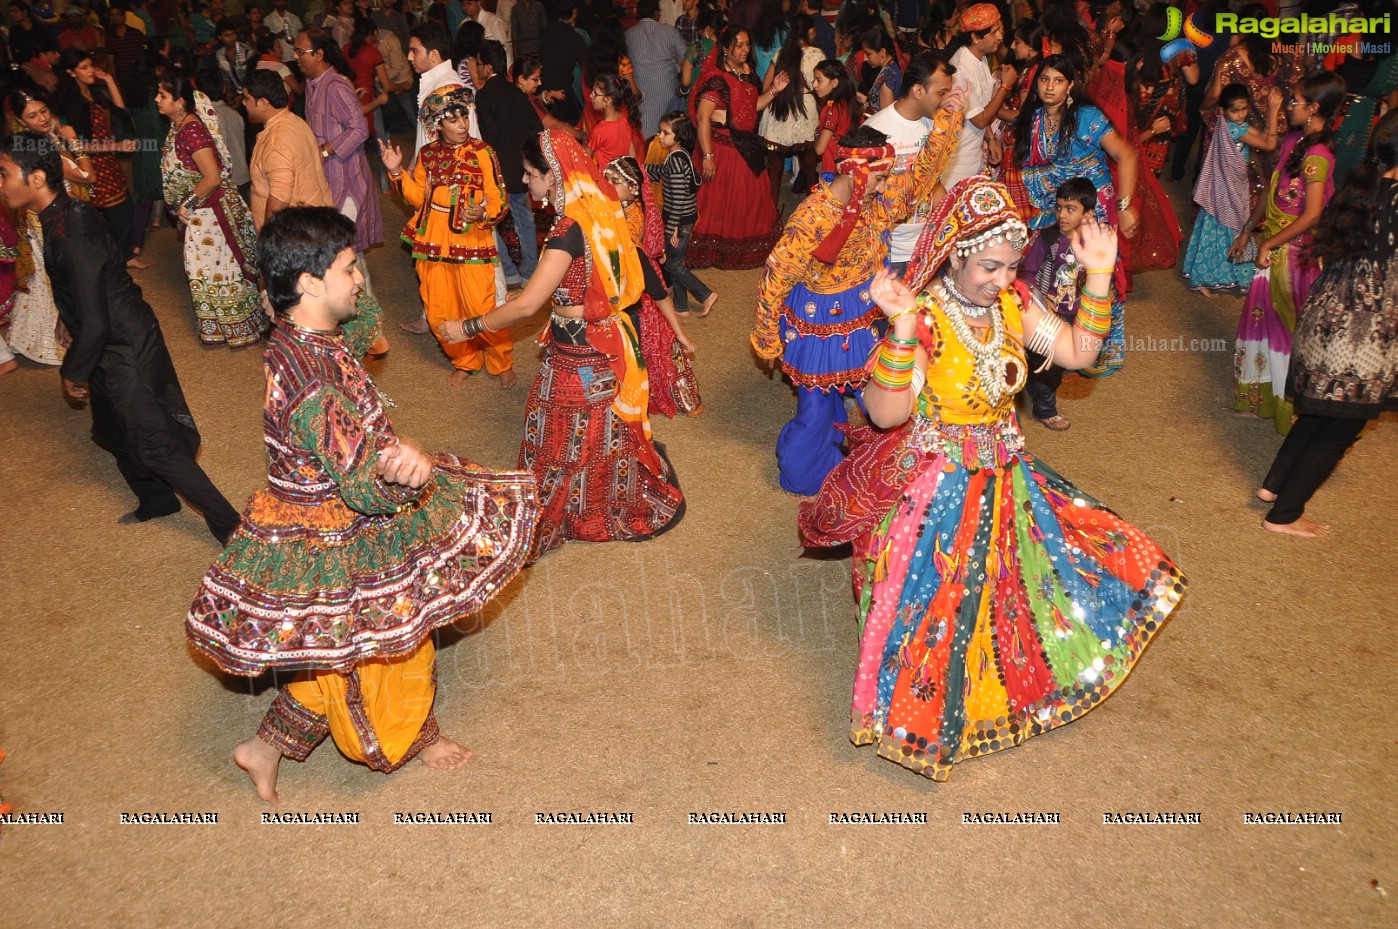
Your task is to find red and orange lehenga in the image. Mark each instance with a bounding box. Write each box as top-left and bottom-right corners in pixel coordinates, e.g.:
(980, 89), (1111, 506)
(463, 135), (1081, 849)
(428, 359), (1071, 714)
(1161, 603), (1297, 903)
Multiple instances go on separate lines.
(998, 62), (1039, 224)
(620, 177), (703, 418)
(519, 132), (685, 558)
(687, 49), (780, 269)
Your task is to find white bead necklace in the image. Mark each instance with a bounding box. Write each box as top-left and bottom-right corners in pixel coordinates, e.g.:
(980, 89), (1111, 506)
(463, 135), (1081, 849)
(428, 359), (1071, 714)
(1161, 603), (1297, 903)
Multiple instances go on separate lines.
(937, 279), (1010, 407)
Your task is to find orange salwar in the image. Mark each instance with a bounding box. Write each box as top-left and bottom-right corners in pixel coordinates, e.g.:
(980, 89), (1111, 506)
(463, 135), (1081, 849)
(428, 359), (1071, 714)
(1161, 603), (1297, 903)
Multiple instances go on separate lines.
(259, 638), (440, 772)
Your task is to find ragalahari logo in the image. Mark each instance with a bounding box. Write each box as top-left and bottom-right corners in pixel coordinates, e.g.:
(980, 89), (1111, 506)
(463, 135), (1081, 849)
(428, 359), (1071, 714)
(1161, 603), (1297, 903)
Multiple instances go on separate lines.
(1158, 6), (1213, 63)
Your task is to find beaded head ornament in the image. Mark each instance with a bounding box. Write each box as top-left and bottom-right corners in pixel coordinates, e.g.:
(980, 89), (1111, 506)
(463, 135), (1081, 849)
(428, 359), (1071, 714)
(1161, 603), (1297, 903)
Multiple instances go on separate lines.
(418, 83), (474, 132)
(903, 175), (1028, 296)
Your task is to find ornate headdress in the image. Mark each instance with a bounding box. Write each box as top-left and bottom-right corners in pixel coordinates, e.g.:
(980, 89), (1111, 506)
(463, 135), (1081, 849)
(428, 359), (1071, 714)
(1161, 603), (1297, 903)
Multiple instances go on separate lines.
(604, 155), (665, 263)
(903, 176), (1028, 295)
(811, 140), (896, 264)
(418, 83), (475, 132)
(960, 3), (1001, 32)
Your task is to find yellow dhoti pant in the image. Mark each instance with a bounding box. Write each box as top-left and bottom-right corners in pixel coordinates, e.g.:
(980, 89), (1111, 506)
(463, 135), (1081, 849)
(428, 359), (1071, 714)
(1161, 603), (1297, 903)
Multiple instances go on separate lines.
(258, 639), (439, 773)
(420, 259), (513, 375)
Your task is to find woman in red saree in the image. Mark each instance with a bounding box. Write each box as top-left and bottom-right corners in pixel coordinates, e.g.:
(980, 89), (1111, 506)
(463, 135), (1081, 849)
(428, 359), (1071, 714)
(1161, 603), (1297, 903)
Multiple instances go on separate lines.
(688, 26), (788, 270)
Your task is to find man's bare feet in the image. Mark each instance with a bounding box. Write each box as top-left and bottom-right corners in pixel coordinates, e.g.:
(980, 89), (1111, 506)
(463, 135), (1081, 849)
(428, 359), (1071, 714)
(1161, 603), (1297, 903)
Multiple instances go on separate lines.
(400, 316), (431, 334)
(418, 737), (473, 769)
(497, 369), (517, 389)
(1262, 516), (1330, 538)
(1256, 488), (1277, 503)
(233, 736), (282, 803)
(447, 368), (473, 387)
(698, 292), (719, 318)
(0, 358), (17, 378)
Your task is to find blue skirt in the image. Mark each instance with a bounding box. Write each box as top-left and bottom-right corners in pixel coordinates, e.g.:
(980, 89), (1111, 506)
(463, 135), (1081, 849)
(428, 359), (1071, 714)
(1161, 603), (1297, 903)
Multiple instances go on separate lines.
(778, 280), (886, 391)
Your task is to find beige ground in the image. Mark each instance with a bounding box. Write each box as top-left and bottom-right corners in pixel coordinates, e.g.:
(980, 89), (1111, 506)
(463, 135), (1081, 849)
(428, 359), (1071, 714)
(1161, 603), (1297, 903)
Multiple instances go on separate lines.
(1, 180), (1393, 928)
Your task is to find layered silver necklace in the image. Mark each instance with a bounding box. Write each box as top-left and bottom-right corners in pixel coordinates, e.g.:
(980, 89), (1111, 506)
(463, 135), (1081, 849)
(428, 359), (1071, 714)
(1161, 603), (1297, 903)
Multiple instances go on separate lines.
(937, 276), (1010, 407)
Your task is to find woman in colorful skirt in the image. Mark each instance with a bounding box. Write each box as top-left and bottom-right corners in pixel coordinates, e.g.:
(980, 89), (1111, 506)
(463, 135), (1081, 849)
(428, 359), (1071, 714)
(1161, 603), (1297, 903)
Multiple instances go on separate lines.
(604, 154), (704, 419)
(1230, 72), (1344, 435)
(799, 176), (1185, 783)
(438, 131), (691, 559)
(156, 74), (267, 347)
(688, 26), (788, 270)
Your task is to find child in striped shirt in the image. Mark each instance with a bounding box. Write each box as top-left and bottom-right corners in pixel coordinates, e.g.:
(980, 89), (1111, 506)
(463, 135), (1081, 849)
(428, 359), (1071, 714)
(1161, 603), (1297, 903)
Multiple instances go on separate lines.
(646, 111), (718, 316)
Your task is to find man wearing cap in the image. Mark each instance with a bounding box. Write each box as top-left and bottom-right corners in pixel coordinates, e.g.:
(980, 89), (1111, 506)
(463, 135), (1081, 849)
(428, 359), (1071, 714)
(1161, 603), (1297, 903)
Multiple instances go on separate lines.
(751, 90), (964, 497)
(943, 2), (1016, 189)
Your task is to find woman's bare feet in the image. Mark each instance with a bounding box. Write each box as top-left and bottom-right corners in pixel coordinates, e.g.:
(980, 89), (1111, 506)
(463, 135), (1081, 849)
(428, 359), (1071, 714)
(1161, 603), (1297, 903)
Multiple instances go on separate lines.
(400, 316), (431, 334)
(418, 737), (473, 769)
(497, 369), (517, 389)
(0, 358), (18, 378)
(1256, 488), (1277, 503)
(233, 736), (282, 803)
(1262, 516), (1330, 537)
(1197, 286), (1216, 299)
(697, 292), (719, 318)
(127, 257), (152, 271)
(447, 368), (473, 387)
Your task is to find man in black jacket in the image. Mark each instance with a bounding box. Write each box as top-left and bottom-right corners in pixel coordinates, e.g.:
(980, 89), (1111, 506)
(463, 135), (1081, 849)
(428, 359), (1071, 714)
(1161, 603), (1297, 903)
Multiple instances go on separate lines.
(0, 133), (240, 545)
(473, 39), (543, 285)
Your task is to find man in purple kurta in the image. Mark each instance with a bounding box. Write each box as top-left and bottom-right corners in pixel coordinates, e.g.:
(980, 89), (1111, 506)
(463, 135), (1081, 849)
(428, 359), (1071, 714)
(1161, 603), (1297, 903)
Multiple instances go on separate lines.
(295, 28), (383, 255)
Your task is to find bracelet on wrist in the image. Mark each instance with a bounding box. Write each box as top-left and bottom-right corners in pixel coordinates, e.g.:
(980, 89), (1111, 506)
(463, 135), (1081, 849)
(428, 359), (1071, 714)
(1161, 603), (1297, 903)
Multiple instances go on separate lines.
(1083, 267), (1115, 276)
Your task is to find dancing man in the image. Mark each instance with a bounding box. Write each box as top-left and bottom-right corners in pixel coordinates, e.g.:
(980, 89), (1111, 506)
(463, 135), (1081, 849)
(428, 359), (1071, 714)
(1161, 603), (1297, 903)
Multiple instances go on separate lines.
(0, 132), (240, 543)
(186, 207), (538, 802)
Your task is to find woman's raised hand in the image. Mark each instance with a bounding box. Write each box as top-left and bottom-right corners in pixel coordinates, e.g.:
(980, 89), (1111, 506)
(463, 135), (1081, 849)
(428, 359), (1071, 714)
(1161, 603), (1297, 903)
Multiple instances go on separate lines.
(869, 267), (916, 318)
(1070, 217), (1119, 270)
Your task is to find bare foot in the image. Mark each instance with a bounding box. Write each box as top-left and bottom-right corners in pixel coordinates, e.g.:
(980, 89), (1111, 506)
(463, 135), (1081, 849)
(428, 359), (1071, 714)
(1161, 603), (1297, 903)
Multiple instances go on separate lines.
(127, 257), (152, 271)
(447, 368), (473, 387)
(698, 293), (719, 318)
(0, 358), (17, 378)
(400, 316), (430, 335)
(1262, 516), (1330, 538)
(1256, 488), (1277, 503)
(1197, 287), (1216, 299)
(418, 737), (473, 769)
(497, 369), (518, 389)
(233, 736), (282, 803)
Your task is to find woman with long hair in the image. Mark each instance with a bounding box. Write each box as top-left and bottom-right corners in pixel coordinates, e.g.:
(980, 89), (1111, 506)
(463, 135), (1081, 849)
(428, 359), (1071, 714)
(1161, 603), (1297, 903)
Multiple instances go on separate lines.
(54, 47), (144, 268)
(799, 176), (1185, 783)
(156, 72), (266, 346)
(688, 26), (788, 269)
(1014, 54), (1139, 375)
(345, 16), (389, 135)
(604, 154), (704, 418)
(759, 13), (822, 200)
(750, 0), (789, 84)
(1257, 109), (1398, 536)
(810, 58), (858, 176)
(1230, 71), (1345, 434)
(437, 131), (692, 558)
(587, 72), (640, 168)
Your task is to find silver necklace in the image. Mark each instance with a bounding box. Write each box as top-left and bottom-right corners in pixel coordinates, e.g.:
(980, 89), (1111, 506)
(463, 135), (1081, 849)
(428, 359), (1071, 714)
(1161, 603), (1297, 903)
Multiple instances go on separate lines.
(937, 278), (1011, 406)
(939, 274), (990, 319)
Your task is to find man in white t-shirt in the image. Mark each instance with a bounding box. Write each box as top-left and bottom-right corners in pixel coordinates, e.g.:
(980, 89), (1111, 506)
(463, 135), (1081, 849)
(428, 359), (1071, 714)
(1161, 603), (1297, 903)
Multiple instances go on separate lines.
(942, 2), (1016, 190)
(864, 53), (958, 275)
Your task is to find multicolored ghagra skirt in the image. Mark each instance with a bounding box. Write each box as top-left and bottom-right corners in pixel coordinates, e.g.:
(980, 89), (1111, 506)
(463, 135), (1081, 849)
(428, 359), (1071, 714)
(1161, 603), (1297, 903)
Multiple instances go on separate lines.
(801, 413), (1185, 782)
(186, 456), (538, 676)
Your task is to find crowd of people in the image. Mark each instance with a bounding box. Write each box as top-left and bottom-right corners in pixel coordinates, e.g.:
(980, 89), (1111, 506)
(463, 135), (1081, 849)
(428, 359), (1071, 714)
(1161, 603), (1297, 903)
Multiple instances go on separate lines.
(0, 0), (1395, 794)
